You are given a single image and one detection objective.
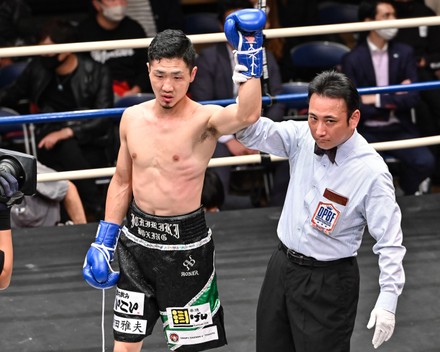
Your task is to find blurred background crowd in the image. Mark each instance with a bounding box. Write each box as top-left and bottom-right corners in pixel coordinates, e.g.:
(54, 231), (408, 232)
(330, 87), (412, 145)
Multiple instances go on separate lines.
(0, 0), (439, 224)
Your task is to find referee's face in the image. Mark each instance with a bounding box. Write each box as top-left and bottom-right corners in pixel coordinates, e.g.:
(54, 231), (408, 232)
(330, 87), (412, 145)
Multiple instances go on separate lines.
(308, 94), (360, 150)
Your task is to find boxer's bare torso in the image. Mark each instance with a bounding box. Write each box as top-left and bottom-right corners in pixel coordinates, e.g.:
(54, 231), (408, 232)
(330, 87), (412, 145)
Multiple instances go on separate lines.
(105, 56), (260, 222)
(122, 99), (220, 215)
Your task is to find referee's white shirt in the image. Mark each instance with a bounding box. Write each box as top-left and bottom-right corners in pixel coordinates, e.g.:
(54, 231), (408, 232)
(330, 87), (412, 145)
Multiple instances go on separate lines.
(237, 117), (406, 314)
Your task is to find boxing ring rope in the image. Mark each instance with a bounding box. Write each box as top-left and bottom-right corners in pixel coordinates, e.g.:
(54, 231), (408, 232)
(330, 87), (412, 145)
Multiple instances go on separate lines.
(35, 132), (440, 183)
(0, 15), (438, 182)
(1, 16), (440, 58)
(0, 80), (437, 182)
(1, 81), (440, 125)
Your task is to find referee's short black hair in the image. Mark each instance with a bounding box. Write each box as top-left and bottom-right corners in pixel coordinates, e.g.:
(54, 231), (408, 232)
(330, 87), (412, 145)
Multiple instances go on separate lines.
(308, 70), (360, 120)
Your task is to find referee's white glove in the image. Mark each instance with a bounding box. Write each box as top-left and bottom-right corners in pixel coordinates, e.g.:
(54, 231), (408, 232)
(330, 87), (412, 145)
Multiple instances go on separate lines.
(367, 308), (395, 349)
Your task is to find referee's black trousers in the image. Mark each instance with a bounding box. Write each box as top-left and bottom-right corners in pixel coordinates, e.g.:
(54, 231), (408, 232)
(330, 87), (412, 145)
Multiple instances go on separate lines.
(256, 244), (359, 352)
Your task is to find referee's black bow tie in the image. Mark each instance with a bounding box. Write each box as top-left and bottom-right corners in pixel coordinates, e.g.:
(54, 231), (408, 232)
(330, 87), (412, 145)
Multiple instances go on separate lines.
(314, 144), (337, 163)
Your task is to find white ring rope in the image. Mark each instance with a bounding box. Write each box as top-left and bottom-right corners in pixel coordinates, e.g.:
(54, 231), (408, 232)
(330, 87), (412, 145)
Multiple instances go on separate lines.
(36, 134), (440, 183)
(0, 14), (436, 183)
(1, 16), (440, 58)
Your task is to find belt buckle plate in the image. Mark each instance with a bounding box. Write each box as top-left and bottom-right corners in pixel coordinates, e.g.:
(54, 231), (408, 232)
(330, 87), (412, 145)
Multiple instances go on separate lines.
(287, 248), (306, 265)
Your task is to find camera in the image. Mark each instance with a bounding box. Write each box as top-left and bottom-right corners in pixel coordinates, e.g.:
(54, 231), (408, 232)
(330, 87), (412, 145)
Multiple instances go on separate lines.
(0, 148), (36, 196)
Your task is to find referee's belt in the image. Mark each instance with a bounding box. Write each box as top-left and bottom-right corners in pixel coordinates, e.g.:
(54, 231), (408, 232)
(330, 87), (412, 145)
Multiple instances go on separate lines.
(279, 242), (354, 267)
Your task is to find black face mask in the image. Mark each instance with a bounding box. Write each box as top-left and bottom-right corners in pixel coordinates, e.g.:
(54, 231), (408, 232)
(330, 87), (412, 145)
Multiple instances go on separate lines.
(40, 55), (62, 70)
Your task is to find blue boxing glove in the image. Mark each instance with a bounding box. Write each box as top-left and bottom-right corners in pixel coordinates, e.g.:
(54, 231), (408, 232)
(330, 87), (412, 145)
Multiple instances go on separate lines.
(83, 220), (121, 289)
(224, 8), (266, 82)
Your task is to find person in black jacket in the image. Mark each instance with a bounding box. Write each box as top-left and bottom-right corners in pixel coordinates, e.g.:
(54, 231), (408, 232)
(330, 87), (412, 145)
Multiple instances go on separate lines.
(78, 0), (152, 99)
(0, 0), (34, 47)
(392, 0), (440, 184)
(341, 0), (435, 195)
(0, 19), (114, 220)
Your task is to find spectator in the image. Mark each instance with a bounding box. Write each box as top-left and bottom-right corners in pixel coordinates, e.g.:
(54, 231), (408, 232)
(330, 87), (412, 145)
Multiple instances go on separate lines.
(0, 0), (35, 72)
(274, 0), (320, 82)
(0, 0), (35, 47)
(0, 18), (115, 220)
(392, 0), (440, 182)
(11, 161), (87, 228)
(341, 0), (435, 195)
(393, 0), (440, 75)
(78, 0), (152, 99)
(190, 0), (287, 208)
(125, 0), (184, 37)
(425, 0), (440, 15)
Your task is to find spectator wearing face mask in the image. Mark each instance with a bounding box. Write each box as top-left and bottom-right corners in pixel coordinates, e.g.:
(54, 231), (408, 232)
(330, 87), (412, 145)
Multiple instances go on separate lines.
(125, 0), (184, 37)
(0, 18), (114, 220)
(341, 0), (435, 196)
(77, 0), (152, 99)
(391, 0), (440, 184)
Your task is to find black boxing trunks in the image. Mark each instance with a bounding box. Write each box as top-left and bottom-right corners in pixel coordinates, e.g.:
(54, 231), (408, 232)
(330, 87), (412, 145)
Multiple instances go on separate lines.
(113, 202), (227, 351)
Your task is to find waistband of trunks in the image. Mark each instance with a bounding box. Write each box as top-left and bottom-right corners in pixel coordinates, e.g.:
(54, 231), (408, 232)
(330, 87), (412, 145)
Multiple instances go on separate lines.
(125, 201), (209, 244)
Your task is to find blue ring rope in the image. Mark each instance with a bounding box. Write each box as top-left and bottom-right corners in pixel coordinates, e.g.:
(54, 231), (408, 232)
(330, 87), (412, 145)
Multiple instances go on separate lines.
(1, 80), (440, 125)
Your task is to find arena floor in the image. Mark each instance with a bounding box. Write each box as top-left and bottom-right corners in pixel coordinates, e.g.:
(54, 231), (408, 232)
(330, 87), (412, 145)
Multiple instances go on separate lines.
(0, 193), (439, 352)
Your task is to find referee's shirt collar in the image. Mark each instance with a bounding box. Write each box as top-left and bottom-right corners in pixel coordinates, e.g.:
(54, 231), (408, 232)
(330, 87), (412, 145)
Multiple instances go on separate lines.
(331, 130), (358, 165)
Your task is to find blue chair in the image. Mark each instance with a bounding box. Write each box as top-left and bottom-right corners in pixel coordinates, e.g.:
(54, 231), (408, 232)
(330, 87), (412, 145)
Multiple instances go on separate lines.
(114, 93), (155, 108)
(318, 2), (359, 25)
(290, 41), (350, 70)
(0, 61), (29, 89)
(281, 82), (309, 120)
(281, 82), (308, 108)
(183, 13), (220, 35)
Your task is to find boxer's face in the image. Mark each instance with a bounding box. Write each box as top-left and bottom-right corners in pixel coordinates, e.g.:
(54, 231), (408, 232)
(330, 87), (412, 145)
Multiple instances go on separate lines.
(148, 58), (196, 109)
(308, 94), (359, 150)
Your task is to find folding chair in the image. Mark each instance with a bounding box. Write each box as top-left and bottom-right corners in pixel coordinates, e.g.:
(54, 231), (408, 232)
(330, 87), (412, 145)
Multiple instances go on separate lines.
(290, 41), (351, 70)
(318, 1), (359, 24)
(0, 61), (29, 89)
(281, 81), (309, 120)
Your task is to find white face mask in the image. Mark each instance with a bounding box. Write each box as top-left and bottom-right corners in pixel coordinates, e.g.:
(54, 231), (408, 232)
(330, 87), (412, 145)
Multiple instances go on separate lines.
(102, 5), (127, 22)
(376, 27), (398, 41)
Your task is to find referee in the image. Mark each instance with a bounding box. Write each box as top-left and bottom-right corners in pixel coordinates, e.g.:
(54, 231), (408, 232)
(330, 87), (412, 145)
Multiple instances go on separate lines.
(236, 70), (406, 351)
